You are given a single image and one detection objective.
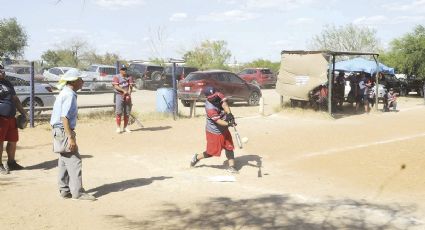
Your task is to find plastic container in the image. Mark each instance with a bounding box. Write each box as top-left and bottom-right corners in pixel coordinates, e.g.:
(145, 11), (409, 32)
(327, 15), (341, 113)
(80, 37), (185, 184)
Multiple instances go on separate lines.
(156, 88), (175, 113)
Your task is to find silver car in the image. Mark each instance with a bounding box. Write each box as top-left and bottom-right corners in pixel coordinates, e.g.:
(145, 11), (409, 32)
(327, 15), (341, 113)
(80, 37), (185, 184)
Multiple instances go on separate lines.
(5, 72), (56, 111)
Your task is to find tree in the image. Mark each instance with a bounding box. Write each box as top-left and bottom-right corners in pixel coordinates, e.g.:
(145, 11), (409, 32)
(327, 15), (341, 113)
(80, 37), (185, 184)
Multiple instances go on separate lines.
(310, 24), (381, 53)
(243, 59), (280, 73)
(380, 25), (425, 78)
(183, 40), (231, 70)
(0, 18), (28, 58)
(41, 38), (121, 69)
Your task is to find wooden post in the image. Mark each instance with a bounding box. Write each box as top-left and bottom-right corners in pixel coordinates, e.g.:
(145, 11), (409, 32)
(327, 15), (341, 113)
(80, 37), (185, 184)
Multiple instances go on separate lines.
(189, 100), (196, 118)
(259, 97), (264, 115)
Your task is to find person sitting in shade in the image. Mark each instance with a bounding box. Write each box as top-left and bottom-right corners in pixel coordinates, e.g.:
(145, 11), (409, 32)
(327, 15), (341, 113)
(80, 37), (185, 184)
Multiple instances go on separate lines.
(384, 88), (398, 112)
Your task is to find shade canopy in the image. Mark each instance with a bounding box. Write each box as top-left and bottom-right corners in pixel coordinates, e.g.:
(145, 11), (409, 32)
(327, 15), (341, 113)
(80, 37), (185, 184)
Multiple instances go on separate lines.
(334, 57), (395, 75)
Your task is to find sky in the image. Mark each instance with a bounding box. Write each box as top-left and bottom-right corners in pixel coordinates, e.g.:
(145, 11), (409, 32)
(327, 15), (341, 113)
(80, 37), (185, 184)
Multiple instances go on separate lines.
(1, 0), (425, 63)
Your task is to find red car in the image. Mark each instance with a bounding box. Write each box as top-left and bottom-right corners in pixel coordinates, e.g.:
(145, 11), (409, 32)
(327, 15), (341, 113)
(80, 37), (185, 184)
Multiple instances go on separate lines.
(177, 70), (262, 107)
(237, 68), (277, 88)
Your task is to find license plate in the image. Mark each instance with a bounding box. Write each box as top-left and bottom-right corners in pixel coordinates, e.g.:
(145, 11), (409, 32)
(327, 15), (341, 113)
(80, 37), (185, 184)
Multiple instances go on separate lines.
(184, 86), (190, 91)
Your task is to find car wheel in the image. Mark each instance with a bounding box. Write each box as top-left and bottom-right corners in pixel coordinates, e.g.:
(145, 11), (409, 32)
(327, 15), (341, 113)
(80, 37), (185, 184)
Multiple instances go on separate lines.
(399, 88), (407, 96)
(23, 98), (44, 116)
(135, 78), (145, 89)
(181, 100), (191, 107)
(419, 88), (424, 97)
(247, 92), (260, 106)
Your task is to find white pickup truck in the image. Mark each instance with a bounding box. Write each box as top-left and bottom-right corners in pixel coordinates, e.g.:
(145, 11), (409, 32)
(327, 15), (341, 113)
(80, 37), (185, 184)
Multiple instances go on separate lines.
(81, 64), (117, 91)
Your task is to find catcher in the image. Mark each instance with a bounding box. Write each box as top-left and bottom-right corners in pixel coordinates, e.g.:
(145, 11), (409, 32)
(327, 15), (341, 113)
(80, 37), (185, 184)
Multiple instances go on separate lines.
(190, 87), (238, 173)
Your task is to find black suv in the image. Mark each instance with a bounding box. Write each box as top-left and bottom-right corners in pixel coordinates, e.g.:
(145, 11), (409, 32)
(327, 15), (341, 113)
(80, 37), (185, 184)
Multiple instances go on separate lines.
(380, 74), (407, 96)
(127, 63), (165, 89)
(162, 66), (198, 86)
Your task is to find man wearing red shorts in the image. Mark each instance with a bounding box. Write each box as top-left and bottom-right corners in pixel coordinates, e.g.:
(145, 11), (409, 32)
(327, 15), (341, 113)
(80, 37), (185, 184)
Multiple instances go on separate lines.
(190, 87), (238, 173)
(0, 64), (26, 175)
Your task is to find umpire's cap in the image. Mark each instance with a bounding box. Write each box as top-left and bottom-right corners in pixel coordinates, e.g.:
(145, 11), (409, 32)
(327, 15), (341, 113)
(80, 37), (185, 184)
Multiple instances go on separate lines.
(203, 86), (216, 97)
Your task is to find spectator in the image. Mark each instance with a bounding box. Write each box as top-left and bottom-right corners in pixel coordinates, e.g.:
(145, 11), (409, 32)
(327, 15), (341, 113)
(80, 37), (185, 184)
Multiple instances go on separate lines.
(384, 88), (398, 112)
(333, 71), (346, 110)
(0, 64), (26, 175)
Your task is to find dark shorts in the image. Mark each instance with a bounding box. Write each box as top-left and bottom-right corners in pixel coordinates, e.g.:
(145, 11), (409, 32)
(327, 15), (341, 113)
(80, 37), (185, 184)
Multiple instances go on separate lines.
(206, 130), (234, 156)
(0, 116), (18, 142)
(115, 94), (132, 116)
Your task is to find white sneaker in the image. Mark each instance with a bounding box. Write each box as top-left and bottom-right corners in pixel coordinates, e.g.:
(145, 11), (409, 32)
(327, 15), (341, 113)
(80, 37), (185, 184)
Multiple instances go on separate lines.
(124, 127), (132, 133)
(116, 127), (121, 133)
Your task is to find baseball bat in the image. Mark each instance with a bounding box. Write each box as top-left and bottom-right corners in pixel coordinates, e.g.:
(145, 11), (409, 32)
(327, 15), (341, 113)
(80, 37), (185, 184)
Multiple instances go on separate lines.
(129, 113), (144, 128)
(233, 125), (243, 149)
(227, 106), (242, 149)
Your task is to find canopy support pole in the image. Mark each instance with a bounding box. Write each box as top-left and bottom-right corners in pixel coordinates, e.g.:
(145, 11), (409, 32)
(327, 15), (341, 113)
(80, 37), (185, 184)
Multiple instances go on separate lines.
(328, 55), (336, 116)
(372, 55), (380, 112)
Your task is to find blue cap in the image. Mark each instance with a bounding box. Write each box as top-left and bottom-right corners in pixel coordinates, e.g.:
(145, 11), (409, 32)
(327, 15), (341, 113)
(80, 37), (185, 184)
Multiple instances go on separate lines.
(120, 64), (127, 70)
(203, 86), (216, 97)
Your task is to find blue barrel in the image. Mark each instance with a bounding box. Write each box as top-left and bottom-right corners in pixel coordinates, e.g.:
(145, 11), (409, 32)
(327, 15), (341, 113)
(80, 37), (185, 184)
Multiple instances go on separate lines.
(156, 88), (175, 113)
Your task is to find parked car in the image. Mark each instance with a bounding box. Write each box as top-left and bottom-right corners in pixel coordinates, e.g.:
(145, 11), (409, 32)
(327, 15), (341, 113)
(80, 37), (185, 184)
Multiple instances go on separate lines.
(177, 70), (262, 107)
(404, 75), (424, 97)
(43, 67), (72, 82)
(162, 66), (198, 86)
(82, 64), (117, 90)
(380, 73), (407, 96)
(127, 62), (165, 90)
(237, 68), (277, 88)
(5, 72), (55, 113)
(4, 64), (44, 82)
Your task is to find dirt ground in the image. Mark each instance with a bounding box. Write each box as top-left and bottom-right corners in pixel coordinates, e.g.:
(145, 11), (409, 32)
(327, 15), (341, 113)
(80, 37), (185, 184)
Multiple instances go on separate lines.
(1, 90), (425, 229)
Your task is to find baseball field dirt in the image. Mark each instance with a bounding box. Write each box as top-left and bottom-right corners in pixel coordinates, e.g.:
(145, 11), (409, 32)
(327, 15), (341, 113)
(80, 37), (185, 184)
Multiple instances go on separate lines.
(1, 92), (424, 229)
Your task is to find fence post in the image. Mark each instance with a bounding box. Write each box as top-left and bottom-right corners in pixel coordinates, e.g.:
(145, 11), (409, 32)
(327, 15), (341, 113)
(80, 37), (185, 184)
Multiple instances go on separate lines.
(30, 61), (35, 128)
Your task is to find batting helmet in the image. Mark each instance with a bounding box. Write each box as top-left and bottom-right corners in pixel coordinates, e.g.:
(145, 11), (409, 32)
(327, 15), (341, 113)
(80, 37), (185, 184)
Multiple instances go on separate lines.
(203, 86), (216, 97)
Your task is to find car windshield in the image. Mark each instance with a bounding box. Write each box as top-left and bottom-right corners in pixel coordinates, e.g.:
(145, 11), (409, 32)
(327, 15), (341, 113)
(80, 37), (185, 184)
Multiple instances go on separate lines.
(261, 69), (272, 74)
(184, 73), (208, 82)
(147, 66), (164, 72)
(165, 66), (183, 75)
(88, 66), (98, 72)
(100, 67), (116, 75)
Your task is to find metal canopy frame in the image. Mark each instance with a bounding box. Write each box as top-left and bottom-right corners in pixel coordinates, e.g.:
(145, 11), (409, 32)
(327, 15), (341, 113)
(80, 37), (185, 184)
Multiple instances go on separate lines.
(281, 50), (381, 116)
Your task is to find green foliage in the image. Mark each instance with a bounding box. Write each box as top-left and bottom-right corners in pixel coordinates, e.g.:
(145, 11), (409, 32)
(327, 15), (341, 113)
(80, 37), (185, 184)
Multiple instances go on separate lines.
(82, 51), (120, 66)
(183, 40), (231, 70)
(41, 38), (121, 69)
(148, 57), (166, 66)
(381, 25), (425, 78)
(242, 59), (280, 73)
(41, 49), (76, 68)
(0, 18), (28, 58)
(310, 24), (381, 53)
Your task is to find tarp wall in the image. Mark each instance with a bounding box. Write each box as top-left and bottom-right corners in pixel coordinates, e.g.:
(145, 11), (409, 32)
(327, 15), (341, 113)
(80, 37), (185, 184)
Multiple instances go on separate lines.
(276, 53), (329, 100)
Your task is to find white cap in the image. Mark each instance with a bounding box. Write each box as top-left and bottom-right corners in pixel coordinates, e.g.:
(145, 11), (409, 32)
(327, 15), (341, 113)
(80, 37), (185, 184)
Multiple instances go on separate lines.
(57, 68), (81, 90)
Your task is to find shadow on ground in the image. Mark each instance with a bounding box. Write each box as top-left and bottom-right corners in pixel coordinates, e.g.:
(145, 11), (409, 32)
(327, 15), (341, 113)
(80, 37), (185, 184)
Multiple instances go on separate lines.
(105, 194), (423, 229)
(24, 155), (93, 170)
(131, 126), (172, 132)
(86, 176), (172, 198)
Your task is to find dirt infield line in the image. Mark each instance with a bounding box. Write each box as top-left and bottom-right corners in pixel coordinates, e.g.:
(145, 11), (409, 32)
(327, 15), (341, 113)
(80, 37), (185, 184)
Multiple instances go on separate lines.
(297, 132), (425, 159)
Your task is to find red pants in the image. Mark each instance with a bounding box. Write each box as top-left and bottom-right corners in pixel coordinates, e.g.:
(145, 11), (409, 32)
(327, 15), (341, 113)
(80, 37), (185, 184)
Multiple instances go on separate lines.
(206, 130), (234, 156)
(0, 117), (19, 142)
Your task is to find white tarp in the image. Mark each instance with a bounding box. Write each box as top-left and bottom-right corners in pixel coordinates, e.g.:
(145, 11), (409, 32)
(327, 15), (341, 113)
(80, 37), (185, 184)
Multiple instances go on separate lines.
(276, 53), (329, 101)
